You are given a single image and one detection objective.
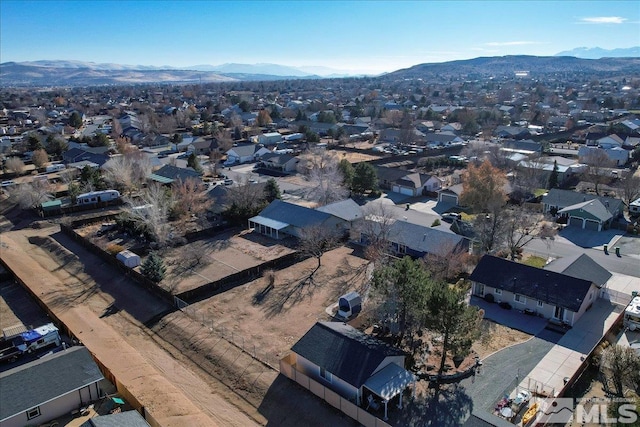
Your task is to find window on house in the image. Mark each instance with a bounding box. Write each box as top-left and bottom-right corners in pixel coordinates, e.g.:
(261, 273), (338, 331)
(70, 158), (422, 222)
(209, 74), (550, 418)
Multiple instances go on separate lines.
(320, 367), (332, 383)
(397, 244), (406, 254)
(26, 407), (41, 420)
(537, 300), (544, 308)
(494, 289), (502, 295)
(514, 294), (526, 304)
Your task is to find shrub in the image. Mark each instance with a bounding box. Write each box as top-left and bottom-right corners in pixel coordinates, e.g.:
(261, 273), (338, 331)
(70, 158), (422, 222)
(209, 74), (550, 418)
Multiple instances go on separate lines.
(431, 219), (441, 227)
(484, 293), (495, 303)
(106, 244), (124, 255)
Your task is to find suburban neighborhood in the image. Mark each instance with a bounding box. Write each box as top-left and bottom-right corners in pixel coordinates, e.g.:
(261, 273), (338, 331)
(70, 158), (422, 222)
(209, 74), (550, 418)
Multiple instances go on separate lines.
(1, 51), (640, 427)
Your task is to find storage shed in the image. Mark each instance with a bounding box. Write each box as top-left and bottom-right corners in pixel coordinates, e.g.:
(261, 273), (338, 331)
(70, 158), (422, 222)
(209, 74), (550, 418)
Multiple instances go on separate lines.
(337, 292), (362, 319)
(116, 250), (141, 268)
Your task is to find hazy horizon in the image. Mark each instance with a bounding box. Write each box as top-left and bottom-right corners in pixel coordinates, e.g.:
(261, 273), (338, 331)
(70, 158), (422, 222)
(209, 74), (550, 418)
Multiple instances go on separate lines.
(1, 1), (638, 75)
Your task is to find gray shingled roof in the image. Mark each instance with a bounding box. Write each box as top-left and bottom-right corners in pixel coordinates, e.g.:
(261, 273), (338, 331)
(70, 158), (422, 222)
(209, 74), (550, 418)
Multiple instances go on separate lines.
(316, 199), (363, 222)
(469, 255), (593, 312)
(388, 220), (467, 255)
(256, 199), (332, 229)
(558, 199), (613, 222)
(544, 254), (612, 287)
(0, 346), (104, 421)
(542, 189), (622, 215)
(291, 322), (404, 388)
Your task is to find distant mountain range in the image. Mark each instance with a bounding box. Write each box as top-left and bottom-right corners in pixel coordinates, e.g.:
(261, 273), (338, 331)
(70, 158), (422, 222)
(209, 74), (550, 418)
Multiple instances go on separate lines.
(2, 53), (640, 87)
(554, 46), (639, 59)
(386, 55), (640, 80)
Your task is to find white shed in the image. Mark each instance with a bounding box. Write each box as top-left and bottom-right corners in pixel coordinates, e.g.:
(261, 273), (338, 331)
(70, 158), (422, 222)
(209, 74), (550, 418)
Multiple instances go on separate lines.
(116, 250), (141, 268)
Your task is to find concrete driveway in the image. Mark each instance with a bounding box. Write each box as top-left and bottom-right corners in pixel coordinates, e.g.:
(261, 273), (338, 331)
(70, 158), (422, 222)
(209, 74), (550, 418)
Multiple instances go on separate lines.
(554, 227), (623, 249)
(470, 296), (547, 336)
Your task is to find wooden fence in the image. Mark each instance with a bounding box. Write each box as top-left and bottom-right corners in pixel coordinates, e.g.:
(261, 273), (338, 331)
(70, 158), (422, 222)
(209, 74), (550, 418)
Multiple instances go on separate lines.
(279, 354), (392, 427)
(60, 223), (173, 304)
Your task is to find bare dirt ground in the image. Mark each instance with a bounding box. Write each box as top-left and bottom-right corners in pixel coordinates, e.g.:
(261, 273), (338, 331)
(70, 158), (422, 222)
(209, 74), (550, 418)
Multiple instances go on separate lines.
(0, 207), (356, 426)
(473, 320), (533, 359)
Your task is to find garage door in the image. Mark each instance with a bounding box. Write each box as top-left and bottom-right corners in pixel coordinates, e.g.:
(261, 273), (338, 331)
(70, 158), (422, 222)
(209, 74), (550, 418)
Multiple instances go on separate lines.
(439, 194), (458, 205)
(568, 217), (583, 228)
(585, 220), (600, 231)
(393, 185), (414, 196)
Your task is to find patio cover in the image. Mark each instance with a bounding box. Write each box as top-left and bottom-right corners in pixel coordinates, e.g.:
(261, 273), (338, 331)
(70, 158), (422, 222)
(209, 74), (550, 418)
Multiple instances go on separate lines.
(249, 215), (289, 231)
(364, 363), (417, 401)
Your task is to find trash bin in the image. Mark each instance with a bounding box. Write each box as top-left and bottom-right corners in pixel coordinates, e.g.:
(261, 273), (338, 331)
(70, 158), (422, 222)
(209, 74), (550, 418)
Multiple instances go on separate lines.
(604, 244), (608, 253)
(615, 247), (620, 256)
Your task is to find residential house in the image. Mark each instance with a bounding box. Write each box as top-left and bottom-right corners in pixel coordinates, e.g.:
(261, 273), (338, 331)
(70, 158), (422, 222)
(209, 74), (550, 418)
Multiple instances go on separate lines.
(0, 346), (104, 427)
(360, 219), (471, 258)
(226, 144), (271, 164)
(392, 173), (442, 196)
(62, 148), (109, 167)
(188, 137), (218, 156)
(438, 183), (464, 206)
(290, 322), (415, 410)
(316, 199), (364, 233)
(542, 189), (623, 231)
(374, 166), (412, 191)
(630, 198), (640, 216)
(578, 145), (629, 167)
(248, 199), (341, 239)
(424, 132), (464, 148)
(260, 152), (299, 172)
(494, 126), (531, 140)
(150, 164), (202, 185)
(470, 255), (598, 326)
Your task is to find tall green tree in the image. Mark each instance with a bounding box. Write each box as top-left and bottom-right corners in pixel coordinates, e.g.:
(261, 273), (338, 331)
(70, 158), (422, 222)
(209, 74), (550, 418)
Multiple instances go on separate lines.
(338, 158), (355, 188)
(69, 111), (83, 129)
(424, 281), (483, 377)
(352, 162), (378, 195)
(371, 257), (432, 341)
(187, 152), (203, 174)
(27, 134), (44, 151)
(264, 178), (281, 202)
(141, 252), (167, 283)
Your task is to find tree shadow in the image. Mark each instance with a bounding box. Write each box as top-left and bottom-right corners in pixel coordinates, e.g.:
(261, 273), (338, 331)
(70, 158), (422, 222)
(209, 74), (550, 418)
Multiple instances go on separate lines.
(260, 269), (322, 319)
(393, 383), (474, 426)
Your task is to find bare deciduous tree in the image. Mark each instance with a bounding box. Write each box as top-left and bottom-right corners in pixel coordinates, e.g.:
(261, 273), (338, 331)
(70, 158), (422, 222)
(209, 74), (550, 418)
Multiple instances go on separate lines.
(298, 224), (341, 279)
(5, 157), (25, 175)
(581, 149), (614, 196)
(171, 178), (211, 225)
(9, 180), (53, 209)
(297, 148), (348, 206)
(123, 184), (172, 247)
(102, 151), (151, 195)
(31, 149), (49, 169)
(503, 206), (555, 260)
(423, 241), (472, 282)
(616, 175), (640, 208)
(355, 201), (398, 262)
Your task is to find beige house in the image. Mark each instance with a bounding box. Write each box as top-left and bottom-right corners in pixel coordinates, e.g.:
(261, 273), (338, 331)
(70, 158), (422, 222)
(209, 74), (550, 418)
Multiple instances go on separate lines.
(470, 255), (598, 326)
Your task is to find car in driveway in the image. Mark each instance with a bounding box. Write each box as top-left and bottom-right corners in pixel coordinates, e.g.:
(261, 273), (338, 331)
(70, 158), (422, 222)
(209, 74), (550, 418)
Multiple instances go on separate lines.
(441, 212), (461, 223)
(223, 179), (234, 186)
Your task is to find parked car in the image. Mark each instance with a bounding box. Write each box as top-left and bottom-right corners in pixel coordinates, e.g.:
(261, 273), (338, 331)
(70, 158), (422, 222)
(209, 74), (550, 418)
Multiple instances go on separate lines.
(441, 212), (461, 223)
(224, 179), (234, 186)
(1, 180), (16, 188)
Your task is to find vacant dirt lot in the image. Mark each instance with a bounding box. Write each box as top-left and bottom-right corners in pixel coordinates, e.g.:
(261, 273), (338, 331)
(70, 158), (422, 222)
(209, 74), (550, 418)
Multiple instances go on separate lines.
(187, 245), (372, 358)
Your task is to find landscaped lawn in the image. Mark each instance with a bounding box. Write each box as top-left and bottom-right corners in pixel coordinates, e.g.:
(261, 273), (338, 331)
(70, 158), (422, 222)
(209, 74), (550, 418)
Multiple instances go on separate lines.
(522, 255), (547, 268)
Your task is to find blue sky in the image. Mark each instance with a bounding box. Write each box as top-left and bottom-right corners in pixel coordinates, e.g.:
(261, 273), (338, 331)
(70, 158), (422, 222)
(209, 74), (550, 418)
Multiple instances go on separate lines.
(1, 1), (638, 74)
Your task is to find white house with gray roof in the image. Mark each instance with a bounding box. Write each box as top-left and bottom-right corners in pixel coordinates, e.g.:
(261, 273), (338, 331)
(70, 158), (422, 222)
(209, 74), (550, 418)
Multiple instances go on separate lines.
(0, 346), (104, 427)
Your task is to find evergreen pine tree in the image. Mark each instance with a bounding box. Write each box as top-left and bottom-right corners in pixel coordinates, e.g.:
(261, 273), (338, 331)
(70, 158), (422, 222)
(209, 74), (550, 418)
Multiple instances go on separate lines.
(548, 160), (559, 189)
(141, 252), (166, 283)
